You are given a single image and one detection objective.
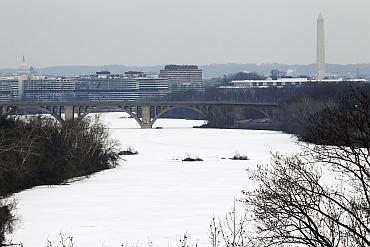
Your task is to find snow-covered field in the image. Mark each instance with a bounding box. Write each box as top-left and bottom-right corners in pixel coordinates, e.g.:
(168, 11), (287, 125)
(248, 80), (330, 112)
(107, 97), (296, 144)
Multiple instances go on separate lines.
(12, 113), (300, 246)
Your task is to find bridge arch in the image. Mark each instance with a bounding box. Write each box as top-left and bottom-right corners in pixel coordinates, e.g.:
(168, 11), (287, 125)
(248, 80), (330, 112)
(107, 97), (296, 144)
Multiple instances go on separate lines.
(76, 106), (143, 127)
(37, 106), (64, 123)
(243, 106), (272, 119)
(151, 105), (207, 127)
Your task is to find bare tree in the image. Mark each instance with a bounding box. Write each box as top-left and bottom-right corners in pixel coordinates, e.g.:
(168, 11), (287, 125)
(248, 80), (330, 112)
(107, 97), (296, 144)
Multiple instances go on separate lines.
(243, 89), (370, 247)
(46, 233), (76, 247)
(179, 233), (198, 247)
(209, 202), (250, 247)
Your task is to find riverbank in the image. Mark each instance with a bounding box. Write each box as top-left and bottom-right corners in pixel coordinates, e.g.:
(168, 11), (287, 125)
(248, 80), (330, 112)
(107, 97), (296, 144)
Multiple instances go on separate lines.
(198, 119), (281, 131)
(0, 115), (120, 244)
(0, 116), (120, 197)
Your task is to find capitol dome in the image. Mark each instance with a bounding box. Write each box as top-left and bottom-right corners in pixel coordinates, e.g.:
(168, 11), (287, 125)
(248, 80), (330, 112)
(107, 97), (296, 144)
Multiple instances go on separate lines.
(18, 56), (35, 75)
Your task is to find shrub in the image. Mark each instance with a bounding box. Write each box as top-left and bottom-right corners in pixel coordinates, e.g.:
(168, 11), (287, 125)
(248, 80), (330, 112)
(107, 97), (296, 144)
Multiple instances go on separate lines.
(0, 115), (120, 196)
(230, 152), (249, 160)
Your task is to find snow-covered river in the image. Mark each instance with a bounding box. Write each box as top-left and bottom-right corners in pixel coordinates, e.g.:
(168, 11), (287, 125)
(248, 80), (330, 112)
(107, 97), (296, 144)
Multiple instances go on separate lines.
(12, 113), (300, 246)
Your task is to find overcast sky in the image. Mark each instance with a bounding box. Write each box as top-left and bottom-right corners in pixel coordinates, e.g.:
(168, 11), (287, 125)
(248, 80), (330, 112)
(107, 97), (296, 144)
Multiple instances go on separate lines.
(1, 0), (369, 68)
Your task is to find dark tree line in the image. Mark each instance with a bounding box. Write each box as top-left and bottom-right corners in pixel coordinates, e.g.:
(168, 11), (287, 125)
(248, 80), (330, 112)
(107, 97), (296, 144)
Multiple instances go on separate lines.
(161, 82), (369, 134)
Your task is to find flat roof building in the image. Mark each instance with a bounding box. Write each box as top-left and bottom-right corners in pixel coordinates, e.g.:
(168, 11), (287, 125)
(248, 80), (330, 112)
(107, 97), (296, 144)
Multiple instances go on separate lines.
(23, 77), (76, 102)
(220, 78), (309, 89)
(160, 65), (204, 92)
(219, 77), (369, 89)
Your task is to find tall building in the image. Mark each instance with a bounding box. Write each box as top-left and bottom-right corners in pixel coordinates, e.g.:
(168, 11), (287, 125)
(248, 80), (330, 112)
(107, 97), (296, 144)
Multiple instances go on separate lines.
(159, 65), (204, 92)
(316, 13), (326, 80)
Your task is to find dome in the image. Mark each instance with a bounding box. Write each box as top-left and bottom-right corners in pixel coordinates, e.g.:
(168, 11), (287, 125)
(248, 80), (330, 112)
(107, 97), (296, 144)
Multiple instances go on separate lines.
(18, 56), (35, 75)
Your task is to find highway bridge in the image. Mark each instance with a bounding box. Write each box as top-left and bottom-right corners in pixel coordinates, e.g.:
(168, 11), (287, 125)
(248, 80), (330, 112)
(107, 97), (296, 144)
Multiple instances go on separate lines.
(0, 100), (280, 128)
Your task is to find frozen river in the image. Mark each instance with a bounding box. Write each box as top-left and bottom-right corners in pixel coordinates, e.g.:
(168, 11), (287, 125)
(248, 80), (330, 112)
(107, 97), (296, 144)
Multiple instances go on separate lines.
(12, 113), (300, 246)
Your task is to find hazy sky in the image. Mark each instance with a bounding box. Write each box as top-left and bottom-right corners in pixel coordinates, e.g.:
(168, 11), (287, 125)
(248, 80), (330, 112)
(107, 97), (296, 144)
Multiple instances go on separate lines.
(1, 0), (369, 68)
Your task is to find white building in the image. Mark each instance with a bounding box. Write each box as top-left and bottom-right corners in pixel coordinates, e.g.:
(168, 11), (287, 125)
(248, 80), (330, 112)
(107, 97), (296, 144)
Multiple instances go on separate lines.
(159, 65), (204, 92)
(136, 77), (170, 99)
(219, 77), (368, 90)
(220, 78), (309, 89)
(75, 72), (169, 101)
(0, 77), (18, 101)
(23, 76), (76, 102)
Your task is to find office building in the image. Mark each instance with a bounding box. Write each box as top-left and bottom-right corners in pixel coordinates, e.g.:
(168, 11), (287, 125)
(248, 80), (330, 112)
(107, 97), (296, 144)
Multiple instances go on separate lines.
(160, 65), (204, 92)
(23, 76), (76, 102)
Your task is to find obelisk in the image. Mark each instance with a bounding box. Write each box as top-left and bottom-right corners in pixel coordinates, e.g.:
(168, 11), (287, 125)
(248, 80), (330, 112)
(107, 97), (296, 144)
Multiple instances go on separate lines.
(316, 13), (326, 80)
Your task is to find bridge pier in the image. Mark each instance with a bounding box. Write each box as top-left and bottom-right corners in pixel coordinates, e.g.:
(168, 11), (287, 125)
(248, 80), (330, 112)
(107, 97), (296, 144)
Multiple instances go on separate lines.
(0, 107), (5, 117)
(64, 105), (74, 122)
(140, 105), (152, 129)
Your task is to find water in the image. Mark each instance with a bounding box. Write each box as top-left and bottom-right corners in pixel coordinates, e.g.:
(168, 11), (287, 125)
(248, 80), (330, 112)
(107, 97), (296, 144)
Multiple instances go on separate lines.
(12, 113), (300, 246)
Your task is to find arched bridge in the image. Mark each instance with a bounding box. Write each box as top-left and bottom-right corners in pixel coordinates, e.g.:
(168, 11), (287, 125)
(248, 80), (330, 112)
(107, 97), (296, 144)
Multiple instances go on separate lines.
(0, 101), (280, 128)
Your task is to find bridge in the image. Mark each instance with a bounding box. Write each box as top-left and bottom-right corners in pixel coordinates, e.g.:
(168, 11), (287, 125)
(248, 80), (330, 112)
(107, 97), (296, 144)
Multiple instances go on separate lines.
(0, 101), (280, 128)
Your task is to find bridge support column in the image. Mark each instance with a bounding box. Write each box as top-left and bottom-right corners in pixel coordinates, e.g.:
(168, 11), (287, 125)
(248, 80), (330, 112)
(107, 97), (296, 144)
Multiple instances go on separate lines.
(64, 105), (74, 122)
(0, 107), (5, 117)
(141, 105), (152, 129)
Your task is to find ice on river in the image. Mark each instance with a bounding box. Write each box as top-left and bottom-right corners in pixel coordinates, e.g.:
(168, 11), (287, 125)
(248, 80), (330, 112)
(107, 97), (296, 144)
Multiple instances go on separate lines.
(12, 113), (300, 246)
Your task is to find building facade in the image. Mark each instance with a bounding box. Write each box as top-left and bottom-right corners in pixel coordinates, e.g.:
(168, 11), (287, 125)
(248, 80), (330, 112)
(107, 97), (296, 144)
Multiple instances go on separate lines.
(75, 72), (169, 101)
(75, 72), (139, 101)
(136, 77), (170, 99)
(23, 76), (76, 102)
(0, 77), (17, 102)
(0, 70), (170, 102)
(159, 65), (204, 92)
(220, 78), (309, 89)
(219, 77), (368, 89)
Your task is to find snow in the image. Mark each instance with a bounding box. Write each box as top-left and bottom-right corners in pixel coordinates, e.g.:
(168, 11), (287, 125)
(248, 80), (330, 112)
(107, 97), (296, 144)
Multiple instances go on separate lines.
(11, 113), (300, 246)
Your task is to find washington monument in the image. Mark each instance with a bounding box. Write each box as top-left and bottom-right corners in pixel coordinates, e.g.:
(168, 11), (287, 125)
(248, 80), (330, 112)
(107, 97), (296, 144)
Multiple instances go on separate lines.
(316, 13), (326, 80)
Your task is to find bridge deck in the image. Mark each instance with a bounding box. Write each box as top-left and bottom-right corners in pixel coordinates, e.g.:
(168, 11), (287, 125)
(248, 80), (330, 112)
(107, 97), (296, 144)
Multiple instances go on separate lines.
(0, 101), (280, 107)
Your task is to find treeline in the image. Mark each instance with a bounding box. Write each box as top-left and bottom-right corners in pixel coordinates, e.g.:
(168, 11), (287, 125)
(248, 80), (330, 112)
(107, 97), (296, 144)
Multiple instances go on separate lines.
(164, 81), (359, 104)
(0, 116), (120, 244)
(161, 81), (370, 140)
(277, 82), (365, 137)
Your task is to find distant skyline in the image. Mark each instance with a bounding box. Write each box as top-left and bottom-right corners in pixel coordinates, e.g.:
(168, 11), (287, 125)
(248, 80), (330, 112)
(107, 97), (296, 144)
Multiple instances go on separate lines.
(1, 0), (370, 68)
